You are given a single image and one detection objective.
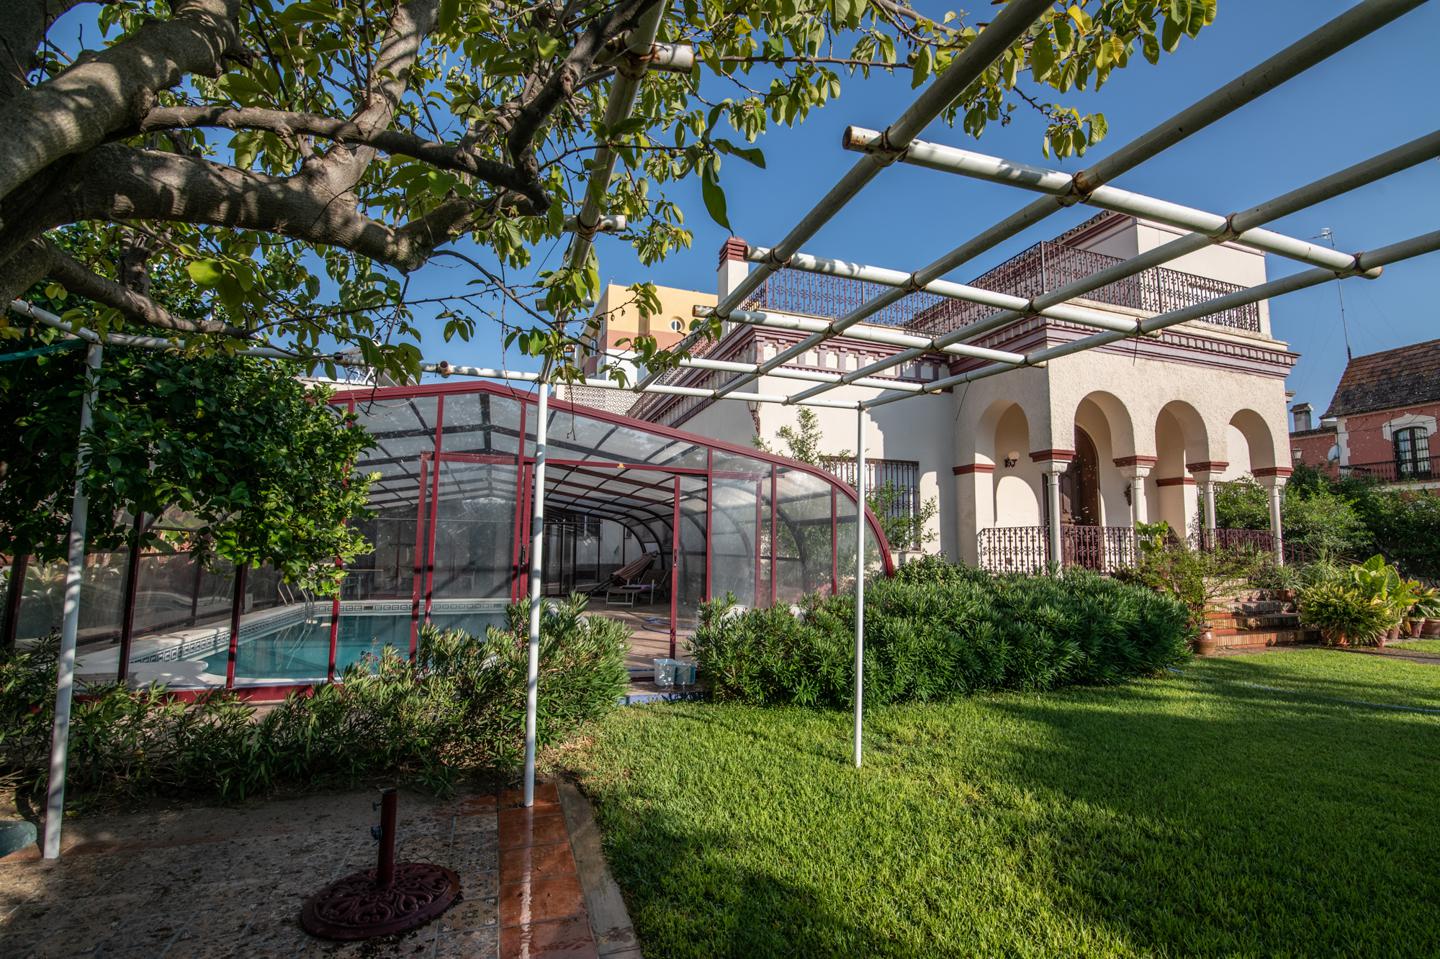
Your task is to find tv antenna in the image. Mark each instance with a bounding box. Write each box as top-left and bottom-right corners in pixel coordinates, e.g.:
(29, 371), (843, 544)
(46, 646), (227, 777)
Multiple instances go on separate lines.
(1316, 227), (1353, 360)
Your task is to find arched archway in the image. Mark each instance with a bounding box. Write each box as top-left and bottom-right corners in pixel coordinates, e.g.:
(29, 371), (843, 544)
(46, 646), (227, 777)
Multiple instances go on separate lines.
(1153, 401), (1210, 539)
(1228, 408), (1278, 474)
(1072, 391), (1136, 527)
(1060, 427), (1101, 525)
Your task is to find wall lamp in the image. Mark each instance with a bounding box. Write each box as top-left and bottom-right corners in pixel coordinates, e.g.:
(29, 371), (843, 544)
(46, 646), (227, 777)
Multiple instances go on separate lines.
(1002, 450), (1019, 468)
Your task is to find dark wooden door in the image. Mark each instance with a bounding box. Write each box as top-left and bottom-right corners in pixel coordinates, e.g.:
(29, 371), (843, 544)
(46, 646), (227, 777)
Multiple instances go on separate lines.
(1059, 428), (1101, 526)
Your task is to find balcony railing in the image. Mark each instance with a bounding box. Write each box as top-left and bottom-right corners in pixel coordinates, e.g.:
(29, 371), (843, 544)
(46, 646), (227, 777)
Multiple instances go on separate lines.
(741, 239), (1262, 336)
(1339, 455), (1440, 484)
(977, 525), (1136, 574)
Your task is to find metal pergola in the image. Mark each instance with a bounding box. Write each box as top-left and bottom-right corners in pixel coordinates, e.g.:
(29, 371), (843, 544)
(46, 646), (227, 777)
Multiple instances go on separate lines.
(11, 0), (1439, 857)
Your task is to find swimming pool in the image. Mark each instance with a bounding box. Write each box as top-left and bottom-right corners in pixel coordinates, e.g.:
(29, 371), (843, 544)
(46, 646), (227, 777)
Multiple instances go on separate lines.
(199, 613), (493, 680)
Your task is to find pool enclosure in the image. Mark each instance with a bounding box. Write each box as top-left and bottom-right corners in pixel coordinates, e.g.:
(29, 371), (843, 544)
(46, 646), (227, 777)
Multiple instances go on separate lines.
(333, 380), (893, 664)
(11, 380), (890, 692)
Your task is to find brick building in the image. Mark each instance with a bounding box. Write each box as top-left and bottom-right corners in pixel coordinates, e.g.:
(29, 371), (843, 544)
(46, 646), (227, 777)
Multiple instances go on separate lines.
(1290, 338), (1440, 487)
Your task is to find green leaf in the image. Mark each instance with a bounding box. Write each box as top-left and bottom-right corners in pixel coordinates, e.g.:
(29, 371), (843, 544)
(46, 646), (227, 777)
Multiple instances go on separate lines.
(186, 260), (225, 287)
(1161, 16), (1183, 53)
(700, 168), (731, 232)
(1031, 33), (1056, 84)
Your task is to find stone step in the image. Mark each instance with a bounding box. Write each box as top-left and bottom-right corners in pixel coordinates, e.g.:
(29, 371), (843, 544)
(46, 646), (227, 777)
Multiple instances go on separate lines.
(1208, 612), (1302, 630)
(1208, 627), (1318, 650)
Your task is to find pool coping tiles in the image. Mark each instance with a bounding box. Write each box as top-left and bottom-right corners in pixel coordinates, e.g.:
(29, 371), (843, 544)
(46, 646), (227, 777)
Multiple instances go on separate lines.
(496, 781), (601, 959)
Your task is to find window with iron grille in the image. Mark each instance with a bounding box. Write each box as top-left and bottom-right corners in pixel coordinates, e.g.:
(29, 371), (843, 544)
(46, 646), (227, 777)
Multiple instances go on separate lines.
(821, 458), (922, 548)
(1394, 427), (1432, 478)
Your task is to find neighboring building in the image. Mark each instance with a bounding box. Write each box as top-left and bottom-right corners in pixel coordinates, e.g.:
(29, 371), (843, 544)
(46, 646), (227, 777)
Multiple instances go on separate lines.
(1291, 339), (1440, 487)
(561, 282), (716, 414)
(1287, 402), (1339, 473)
(582, 210), (1298, 570)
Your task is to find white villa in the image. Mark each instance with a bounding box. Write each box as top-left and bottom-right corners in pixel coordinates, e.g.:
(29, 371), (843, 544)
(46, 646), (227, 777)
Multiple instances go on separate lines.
(571, 211), (1296, 571)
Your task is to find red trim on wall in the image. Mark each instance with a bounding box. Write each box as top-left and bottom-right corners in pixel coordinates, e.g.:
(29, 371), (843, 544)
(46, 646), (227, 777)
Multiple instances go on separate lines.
(1155, 476), (1196, 487)
(952, 463), (996, 475)
(1187, 460), (1229, 473)
(1253, 466), (1295, 478)
(1113, 455), (1158, 468)
(1029, 449), (1076, 464)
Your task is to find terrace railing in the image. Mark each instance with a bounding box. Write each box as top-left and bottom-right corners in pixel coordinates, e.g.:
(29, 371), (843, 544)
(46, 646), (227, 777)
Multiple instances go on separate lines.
(740, 239), (1262, 336)
(1339, 455), (1440, 484)
(977, 524), (1136, 574)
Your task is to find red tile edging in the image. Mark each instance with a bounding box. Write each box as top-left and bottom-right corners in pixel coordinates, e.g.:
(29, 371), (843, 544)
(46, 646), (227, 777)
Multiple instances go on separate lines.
(495, 782), (599, 959)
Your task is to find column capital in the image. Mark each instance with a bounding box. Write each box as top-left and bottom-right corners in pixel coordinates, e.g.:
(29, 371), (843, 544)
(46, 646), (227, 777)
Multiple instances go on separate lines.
(1113, 455), (1158, 469)
(1187, 460), (1228, 481)
(1030, 449), (1074, 473)
(1117, 464), (1152, 480)
(1254, 466), (1293, 487)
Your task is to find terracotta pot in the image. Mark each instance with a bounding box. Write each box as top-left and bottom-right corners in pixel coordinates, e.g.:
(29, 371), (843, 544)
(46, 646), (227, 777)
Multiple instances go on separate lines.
(1194, 629), (1218, 656)
(1328, 631), (1350, 648)
(1277, 588), (1297, 604)
(1387, 625), (1402, 644)
(1404, 618), (1423, 637)
(1424, 618), (1440, 637)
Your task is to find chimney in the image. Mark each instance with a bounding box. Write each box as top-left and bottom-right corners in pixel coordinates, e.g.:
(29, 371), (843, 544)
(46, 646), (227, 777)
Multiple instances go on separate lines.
(1292, 403), (1313, 433)
(717, 237), (749, 302)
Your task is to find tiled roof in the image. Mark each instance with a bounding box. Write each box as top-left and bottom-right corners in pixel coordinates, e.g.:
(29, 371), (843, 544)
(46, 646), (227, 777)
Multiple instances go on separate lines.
(1325, 338), (1440, 417)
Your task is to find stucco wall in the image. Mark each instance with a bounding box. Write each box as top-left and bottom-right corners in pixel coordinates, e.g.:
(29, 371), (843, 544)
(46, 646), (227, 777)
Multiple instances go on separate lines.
(1290, 429), (1338, 472)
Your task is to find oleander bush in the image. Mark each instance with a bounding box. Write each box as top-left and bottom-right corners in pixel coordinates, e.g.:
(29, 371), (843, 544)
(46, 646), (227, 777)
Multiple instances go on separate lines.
(691, 564), (1191, 707)
(0, 594), (627, 803)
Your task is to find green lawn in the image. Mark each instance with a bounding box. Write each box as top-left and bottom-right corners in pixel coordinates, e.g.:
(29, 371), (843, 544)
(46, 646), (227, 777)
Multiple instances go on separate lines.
(573, 650), (1440, 958)
(1391, 637), (1440, 656)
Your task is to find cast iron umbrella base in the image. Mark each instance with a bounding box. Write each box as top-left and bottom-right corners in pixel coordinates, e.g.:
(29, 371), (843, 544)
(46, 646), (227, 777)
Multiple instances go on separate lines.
(300, 788), (461, 941)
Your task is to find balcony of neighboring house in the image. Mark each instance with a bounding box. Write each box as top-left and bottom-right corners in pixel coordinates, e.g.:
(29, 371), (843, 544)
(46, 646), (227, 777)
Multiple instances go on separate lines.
(1340, 451), (1440, 485)
(739, 235), (1264, 338)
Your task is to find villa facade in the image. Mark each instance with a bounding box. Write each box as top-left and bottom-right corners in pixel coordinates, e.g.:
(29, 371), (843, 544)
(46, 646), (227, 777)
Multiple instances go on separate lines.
(580, 212), (1298, 570)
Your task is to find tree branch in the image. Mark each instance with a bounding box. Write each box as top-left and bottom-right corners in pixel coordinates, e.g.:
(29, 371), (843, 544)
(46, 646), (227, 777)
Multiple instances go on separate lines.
(0, 0), (242, 209)
(0, 1), (98, 100)
(135, 105), (550, 212)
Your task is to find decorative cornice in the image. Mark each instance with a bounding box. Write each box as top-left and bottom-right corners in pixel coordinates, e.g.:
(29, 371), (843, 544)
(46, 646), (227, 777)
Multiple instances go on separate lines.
(1187, 460), (1229, 473)
(1113, 455), (1158, 468)
(952, 463), (996, 475)
(1030, 448), (1076, 464)
(1253, 466), (1295, 478)
(945, 314), (1298, 380)
(1155, 476), (1196, 487)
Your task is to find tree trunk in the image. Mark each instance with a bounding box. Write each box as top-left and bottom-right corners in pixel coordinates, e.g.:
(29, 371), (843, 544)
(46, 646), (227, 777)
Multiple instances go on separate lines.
(2, 551), (28, 653)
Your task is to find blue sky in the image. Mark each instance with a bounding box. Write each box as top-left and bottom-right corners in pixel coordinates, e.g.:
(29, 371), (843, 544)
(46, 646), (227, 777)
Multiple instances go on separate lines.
(49, 2), (1440, 412)
(433, 0), (1437, 417)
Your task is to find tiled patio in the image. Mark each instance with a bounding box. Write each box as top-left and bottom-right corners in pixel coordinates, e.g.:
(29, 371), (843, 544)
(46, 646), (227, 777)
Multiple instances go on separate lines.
(0, 781), (604, 958)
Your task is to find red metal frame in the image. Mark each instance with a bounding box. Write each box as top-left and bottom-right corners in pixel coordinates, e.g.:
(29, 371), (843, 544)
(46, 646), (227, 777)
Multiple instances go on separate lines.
(830, 487), (838, 595)
(769, 465), (778, 607)
(115, 511), (144, 683)
(422, 396), (446, 626)
(753, 480), (763, 606)
(409, 455), (428, 655)
(510, 399), (527, 602)
(329, 378), (896, 574)
(704, 449), (713, 601)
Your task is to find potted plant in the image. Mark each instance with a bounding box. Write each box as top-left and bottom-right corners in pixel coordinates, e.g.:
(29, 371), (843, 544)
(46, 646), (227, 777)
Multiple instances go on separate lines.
(1125, 539), (1251, 655)
(1297, 579), (1393, 647)
(1409, 585), (1440, 636)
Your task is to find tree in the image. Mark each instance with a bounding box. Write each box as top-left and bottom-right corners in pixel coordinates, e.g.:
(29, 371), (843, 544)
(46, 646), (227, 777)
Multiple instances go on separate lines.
(756, 406), (937, 553)
(0, 338), (376, 649)
(0, 0), (1213, 382)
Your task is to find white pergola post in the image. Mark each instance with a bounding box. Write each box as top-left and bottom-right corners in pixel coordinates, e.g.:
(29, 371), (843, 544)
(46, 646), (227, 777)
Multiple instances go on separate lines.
(853, 406), (866, 769)
(43, 340), (102, 860)
(523, 382), (548, 807)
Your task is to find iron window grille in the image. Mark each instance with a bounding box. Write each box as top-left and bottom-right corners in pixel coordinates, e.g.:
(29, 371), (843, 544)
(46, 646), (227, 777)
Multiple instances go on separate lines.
(1394, 427), (1432, 479)
(822, 457), (922, 549)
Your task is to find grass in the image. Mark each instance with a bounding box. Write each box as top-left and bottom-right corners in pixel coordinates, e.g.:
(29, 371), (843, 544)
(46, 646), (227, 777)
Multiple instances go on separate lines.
(571, 649), (1440, 957)
(1391, 637), (1440, 656)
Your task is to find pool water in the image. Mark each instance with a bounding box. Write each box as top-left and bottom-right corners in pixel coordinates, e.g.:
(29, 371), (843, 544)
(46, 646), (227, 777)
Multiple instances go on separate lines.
(200, 613), (502, 681)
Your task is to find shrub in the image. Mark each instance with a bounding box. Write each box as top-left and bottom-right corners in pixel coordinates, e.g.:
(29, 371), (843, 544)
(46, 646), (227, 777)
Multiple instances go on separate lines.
(691, 566), (1191, 708)
(1297, 581), (1393, 647)
(0, 594), (627, 803)
(1114, 542), (1259, 628)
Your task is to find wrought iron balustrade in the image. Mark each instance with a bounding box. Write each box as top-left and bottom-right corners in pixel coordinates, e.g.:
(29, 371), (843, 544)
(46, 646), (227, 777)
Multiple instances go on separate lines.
(977, 524), (1136, 574)
(1338, 455), (1439, 484)
(740, 239), (1262, 336)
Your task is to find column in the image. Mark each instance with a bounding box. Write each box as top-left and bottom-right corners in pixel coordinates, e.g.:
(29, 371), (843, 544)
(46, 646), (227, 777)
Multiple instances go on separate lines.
(1256, 467), (1292, 565)
(1188, 461), (1227, 548)
(1031, 450), (1073, 573)
(1114, 456), (1157, 529)
(952, 463), (994, 567)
